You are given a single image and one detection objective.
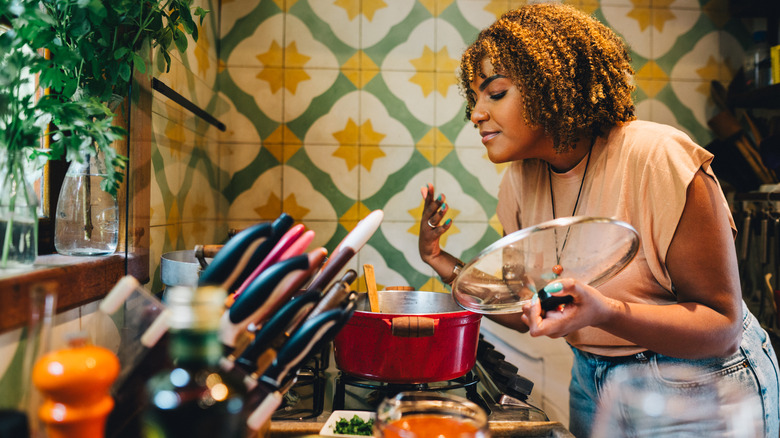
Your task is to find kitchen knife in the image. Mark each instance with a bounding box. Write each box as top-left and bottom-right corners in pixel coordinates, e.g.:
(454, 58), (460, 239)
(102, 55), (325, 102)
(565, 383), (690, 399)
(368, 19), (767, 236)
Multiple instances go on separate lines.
(225, 213), (295, 293)
(279, 229), (315, 260)
(305, 209), (383, 294)
(231, 289), (322, 375)
(244, 295), (357, 433)
(305, 270), (357, 321)
(235, 247), (327, 329)
(231, 223), (306, 302)
(219, 255), (311, 349)
(260, 295), (357, 388)
(198, 221), (273, 287)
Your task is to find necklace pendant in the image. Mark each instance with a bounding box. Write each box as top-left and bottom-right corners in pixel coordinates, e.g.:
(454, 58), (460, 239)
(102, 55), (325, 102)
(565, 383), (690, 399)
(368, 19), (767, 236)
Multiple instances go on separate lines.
(552, 264), (563, 275)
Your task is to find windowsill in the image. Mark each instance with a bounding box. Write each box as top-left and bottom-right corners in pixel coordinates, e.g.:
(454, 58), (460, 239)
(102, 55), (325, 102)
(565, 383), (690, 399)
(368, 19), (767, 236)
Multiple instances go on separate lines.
(0, 252), (148, 333)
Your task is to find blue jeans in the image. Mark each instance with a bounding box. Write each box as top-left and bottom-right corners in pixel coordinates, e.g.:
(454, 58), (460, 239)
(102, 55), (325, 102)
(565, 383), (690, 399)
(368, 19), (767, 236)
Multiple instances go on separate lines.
(568, 303), (780, 438)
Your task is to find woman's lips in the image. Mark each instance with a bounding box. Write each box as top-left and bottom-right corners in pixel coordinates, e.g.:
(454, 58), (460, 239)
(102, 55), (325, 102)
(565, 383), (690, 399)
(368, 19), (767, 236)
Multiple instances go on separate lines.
(481, 131), (499, 144)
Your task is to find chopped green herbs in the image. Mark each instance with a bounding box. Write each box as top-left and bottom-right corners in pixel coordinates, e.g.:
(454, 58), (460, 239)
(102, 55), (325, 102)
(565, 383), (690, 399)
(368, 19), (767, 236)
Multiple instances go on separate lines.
(333, 415), (374, 436)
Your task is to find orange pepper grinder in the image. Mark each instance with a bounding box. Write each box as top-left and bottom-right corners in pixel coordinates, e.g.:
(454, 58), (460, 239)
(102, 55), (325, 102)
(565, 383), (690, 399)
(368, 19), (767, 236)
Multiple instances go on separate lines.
(32, 333), (120, 438)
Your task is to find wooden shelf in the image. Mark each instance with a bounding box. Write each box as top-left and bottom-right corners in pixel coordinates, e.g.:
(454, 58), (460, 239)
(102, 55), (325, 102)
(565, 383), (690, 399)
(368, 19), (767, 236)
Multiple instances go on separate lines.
(0, 253), (149, 333)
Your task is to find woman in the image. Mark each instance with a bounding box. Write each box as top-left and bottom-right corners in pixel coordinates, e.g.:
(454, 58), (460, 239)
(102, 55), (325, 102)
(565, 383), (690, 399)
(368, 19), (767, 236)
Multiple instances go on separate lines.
(418, 4), (779, 437)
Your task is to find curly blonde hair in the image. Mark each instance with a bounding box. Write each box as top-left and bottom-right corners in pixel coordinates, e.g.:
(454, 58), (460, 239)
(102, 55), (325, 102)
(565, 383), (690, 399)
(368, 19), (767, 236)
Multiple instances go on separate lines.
(460, 3), (636, 151)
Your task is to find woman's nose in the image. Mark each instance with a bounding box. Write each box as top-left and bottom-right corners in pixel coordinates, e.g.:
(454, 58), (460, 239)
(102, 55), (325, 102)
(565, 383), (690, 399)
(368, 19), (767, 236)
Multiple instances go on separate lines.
(470, 105), (488, 125)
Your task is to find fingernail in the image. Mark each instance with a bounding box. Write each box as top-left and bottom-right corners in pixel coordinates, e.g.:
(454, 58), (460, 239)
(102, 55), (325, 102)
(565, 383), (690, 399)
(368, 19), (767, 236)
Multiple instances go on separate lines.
(444, 218), (452, 226)
(420, 186), (428, 199)
(531, 292), (539, 305)
(436, 194), (442, 202)
(440, 203), (448, 213)
(544, 282), (563, 293)
(428, 183), (434, 192)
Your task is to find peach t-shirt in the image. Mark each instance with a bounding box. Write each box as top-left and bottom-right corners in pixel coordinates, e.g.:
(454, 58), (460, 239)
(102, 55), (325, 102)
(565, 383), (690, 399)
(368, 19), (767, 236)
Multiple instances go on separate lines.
(496, 120), (736, 356)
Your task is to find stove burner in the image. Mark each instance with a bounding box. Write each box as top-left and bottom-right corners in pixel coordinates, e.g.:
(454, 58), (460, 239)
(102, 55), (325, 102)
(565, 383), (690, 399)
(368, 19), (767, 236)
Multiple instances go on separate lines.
(332, 370), (488, 414)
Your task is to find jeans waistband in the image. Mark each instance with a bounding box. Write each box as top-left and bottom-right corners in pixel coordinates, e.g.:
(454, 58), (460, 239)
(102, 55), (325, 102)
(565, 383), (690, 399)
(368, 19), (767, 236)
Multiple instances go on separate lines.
(574, 348), (656, 364)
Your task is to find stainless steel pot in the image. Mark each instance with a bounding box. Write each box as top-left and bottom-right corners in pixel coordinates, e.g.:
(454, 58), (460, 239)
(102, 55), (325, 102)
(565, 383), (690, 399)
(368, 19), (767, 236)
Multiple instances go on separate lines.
(160, 251), (212, 288)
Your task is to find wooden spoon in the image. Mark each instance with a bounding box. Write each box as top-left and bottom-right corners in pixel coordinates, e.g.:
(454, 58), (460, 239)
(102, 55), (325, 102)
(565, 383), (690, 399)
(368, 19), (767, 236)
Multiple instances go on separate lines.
(363, 264), (380, 313)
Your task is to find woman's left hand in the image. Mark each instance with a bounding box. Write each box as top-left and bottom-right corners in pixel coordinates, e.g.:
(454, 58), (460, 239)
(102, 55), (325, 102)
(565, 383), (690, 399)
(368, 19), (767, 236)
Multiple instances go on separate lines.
(520, 278), (613, 338)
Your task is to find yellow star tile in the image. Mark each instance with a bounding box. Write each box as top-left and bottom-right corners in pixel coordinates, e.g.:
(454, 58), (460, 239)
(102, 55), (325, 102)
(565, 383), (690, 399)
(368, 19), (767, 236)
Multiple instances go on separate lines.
(256, 68), (284, 93)
(334, 0), (360, 20)
(256, 40), (284, 67)
(362, 0), (388, 21)
(410, 46), (436, 72)
(217, 58), (227, 73)
(284, 68), (311, 94)
(436, 47), (459, 73)
(419, 0), (454, 16)
(281, 193), (309, 220)
(332, 144), (359, 171)
(360, 119), (387, 145)
(652, 8), (676, 33)
(484, 0), (507, 19)
(360, 144), (386, 171)
(695, 55), (722, 81)
(436, 72), (459, 98)
(410, 71), (436, 97)
(333, 118), (359, 145)
(255, 192), (283, 219)
(285, 41), (312, 68)
(626, 6), (651, 32)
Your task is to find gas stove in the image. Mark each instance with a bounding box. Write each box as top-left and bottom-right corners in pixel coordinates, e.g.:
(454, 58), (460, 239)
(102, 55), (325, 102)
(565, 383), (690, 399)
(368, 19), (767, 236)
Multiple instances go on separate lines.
(268, 334), (574, 437)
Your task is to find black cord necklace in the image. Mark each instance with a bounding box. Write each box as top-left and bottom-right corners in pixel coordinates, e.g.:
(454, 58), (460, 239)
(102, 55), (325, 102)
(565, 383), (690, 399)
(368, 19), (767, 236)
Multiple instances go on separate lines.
(548, 147), (592, 277)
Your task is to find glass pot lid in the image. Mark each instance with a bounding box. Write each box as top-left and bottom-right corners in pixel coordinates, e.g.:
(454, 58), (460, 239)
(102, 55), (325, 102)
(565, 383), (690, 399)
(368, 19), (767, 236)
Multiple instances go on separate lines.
(452, 216), (639, 314)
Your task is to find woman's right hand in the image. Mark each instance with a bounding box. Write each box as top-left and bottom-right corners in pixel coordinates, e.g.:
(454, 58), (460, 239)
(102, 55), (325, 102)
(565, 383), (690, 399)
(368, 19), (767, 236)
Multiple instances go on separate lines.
(418, 183), (453, 267)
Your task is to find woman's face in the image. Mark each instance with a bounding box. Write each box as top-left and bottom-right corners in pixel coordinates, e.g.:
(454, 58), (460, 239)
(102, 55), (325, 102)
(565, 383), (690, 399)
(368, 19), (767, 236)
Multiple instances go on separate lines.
(469, 58), (551, 164)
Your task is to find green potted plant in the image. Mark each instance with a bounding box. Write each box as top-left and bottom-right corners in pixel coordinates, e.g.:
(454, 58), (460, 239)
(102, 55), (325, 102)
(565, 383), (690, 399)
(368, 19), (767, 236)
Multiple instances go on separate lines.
(0, 0), (207, 263)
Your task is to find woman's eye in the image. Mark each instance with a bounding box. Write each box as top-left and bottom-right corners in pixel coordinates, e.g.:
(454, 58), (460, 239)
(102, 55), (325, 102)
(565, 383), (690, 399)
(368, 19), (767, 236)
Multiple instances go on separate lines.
(489, 91), (507, 100)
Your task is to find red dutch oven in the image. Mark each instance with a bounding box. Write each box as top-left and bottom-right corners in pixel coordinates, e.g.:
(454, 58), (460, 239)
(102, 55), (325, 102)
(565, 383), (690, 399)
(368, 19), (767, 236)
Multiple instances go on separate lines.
(333, 289), (482, 384)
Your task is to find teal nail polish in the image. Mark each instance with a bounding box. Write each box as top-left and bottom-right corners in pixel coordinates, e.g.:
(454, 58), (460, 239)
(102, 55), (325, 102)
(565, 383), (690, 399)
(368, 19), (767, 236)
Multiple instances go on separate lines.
(544, 282), (563, 293)
(436, 194), (442, 202)
(441, 203), (447, 212)
(444, 218), (452, 226)
(531, 292), (539, 305)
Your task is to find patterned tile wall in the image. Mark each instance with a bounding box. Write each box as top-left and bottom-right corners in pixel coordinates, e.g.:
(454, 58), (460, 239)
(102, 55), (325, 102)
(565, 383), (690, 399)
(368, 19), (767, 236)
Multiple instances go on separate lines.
(0, 0), (761, 420)
(205, 0), (754, 296)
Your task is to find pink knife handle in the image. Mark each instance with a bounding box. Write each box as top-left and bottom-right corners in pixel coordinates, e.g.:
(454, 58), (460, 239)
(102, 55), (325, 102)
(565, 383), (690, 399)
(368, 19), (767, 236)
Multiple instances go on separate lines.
(233, 224), (306, 298)
(279, 230), (314, 261)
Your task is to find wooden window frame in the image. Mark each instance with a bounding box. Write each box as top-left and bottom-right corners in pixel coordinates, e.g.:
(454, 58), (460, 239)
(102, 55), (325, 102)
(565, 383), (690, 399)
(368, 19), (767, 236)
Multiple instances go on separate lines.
(0, 73), (151, 334)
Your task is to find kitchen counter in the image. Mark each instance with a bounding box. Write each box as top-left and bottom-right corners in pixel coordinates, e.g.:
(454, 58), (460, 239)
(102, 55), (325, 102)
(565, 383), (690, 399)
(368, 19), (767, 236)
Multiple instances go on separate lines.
(267, 420), (574, 437)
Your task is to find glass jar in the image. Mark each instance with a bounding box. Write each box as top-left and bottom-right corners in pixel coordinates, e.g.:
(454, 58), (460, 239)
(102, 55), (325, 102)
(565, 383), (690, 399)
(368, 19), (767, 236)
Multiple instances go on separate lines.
(0, 150), (39, 269)
(375, 392), (490, 438)
(54, 151), (118, 256)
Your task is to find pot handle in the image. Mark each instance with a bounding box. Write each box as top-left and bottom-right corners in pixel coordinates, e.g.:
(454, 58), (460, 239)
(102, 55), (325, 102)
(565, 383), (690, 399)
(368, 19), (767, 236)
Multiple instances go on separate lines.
(390, 317), (436, 337)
